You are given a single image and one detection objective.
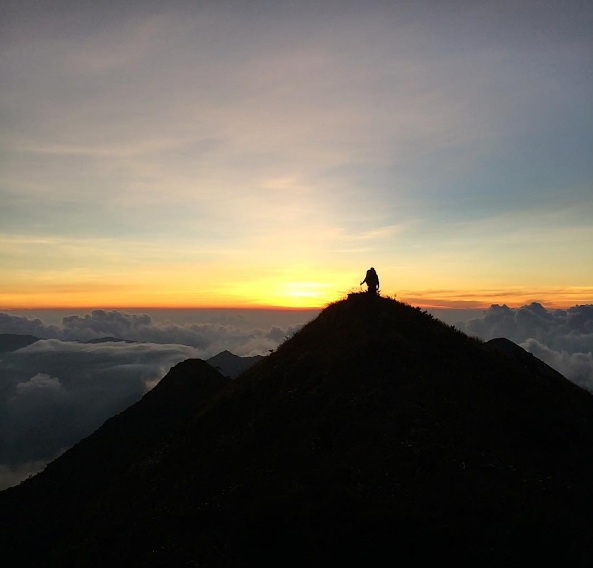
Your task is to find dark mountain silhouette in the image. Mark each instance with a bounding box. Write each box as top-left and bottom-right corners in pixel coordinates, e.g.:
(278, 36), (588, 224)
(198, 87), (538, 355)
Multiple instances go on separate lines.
(1, 294), (593, 566)
(207, 349), (265, 378)
(80, 336), (137, 344)
(485, 336), (569, 384)
(0, 333), (41, 352)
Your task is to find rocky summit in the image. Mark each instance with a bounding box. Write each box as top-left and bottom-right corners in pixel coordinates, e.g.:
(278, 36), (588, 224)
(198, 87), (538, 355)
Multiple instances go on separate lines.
(1, 294), (593, 566)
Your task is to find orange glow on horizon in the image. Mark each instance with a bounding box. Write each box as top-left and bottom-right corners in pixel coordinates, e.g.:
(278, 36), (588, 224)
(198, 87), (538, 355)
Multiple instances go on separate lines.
(1, 284), (591, 312)
(397, 286), (593, 310)
(2, 260), (592, 312)
(0, 279), (343, 311)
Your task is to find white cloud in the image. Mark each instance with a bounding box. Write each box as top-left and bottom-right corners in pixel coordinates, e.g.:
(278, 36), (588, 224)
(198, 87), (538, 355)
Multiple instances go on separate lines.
(0, 309), (298, 356)
(15, 373), (63, 394)
(0, 312), (61, 338)
(521, 338), (593, 392)
(458, 303), (593, 392)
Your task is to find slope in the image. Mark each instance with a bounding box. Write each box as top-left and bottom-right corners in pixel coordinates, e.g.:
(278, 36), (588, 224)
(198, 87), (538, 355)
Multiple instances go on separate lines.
(1, 294), (593, 566)
(0, 359), (230, 561)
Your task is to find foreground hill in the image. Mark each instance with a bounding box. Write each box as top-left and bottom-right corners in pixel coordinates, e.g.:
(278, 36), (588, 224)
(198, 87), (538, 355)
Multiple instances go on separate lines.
(1, 294), (592, 566)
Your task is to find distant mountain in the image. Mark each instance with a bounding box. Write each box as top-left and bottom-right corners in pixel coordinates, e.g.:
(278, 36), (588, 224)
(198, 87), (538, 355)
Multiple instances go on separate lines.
(207, 349), (265, 378)
(80, 336), (137, 344)
(0, 333), (41, 353)
(1, 294), (592, 566)
(485, 336), (568, 383)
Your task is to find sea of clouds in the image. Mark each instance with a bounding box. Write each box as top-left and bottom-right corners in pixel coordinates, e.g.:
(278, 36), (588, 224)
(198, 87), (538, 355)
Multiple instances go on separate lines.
(1, 303), (592, 489)
(0, 309), (295, 354)
(0, 309), (307, 489)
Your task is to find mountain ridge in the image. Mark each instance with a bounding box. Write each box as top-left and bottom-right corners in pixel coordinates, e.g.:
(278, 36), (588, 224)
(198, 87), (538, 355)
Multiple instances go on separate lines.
(1, 294), (592, 565)
(0, 333), (41, 352)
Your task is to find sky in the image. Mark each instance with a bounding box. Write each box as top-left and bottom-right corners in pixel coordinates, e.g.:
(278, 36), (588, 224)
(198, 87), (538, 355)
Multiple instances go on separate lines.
(1, 0), (592, 309)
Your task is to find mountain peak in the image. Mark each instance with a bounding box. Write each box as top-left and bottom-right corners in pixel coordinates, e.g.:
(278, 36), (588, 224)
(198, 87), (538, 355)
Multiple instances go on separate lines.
(206, 350), (264, 379)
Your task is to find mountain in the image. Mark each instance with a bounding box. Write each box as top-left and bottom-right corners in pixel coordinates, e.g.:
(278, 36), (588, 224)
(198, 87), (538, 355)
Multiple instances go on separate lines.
(81, 336), (137, 344)
(0, 358), (231, 560)
(0, 333), (41, 353)
(207, 349), (265, 378)
(485, 336), (570, 383)
(1, 294), (592, 566)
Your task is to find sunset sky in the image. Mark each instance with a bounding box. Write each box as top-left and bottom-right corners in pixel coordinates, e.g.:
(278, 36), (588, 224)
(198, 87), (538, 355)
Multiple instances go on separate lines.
(2, 0), (592, 309)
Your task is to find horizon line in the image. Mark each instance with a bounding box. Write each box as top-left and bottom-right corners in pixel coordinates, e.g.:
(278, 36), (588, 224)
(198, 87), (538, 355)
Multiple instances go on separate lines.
(1, 298), (589, 312)
(0, 304), (326, 312)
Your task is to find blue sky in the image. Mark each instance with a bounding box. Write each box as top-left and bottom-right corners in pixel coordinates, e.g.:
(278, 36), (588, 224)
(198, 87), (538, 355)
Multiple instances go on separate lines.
(1, 0), (592, 308)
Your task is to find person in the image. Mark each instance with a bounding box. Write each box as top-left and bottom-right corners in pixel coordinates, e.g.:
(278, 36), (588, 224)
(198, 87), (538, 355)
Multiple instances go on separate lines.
(360, 267), (379, 294)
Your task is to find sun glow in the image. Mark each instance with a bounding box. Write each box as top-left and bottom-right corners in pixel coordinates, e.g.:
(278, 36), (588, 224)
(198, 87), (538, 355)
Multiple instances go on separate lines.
(2, 256), (591, 310)
(0, 258), (354, 309)
(214, 271), (348, 309)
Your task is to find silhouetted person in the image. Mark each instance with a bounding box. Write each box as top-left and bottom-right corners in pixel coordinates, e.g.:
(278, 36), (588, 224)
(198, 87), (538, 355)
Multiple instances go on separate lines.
(361, 267), (379, 295)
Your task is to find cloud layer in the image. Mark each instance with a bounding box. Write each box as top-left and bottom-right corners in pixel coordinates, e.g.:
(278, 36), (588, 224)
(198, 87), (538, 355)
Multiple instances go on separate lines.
(0, 309), (307, 489)
(457, 303), (593, 392)
(0, 339), (198, 488)
(0, 309), (299, 356)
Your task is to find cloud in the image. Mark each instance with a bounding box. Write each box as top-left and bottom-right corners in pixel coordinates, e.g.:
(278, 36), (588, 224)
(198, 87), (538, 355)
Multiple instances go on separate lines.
(0, 339), (199, 483)
(0, 309), (298, 356)
(458, 303), (593, 392)
(521, 338), (593, 393)
(61, 310), (153, 338)
(0, 312), (61, 338)
(15, 372), (63, 394)
(0, 309), (306, 488)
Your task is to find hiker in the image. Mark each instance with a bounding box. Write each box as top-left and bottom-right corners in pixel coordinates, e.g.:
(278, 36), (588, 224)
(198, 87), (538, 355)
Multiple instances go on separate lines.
(360, 267), (379, 294)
